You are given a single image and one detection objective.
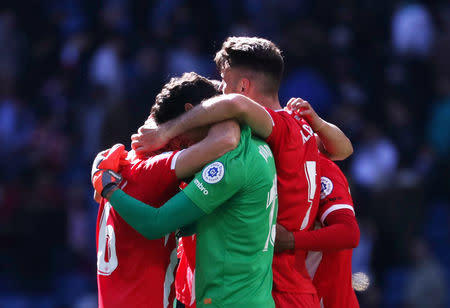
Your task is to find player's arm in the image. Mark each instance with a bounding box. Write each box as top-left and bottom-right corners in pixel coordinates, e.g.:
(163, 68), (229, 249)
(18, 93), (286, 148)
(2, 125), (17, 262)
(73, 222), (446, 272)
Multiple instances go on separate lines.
(174, 120), (240, 179)
(275, 210), (360, 253)
(93, 152), (244, 240)
(131, 94), (273, 155)
(287, 98), (353, 160)
(103, 187), (205, 240)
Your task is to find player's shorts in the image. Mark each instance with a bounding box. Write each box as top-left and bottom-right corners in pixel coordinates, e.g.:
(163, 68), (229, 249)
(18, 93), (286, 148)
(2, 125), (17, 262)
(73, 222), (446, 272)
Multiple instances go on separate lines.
(273, 291), (320, 308)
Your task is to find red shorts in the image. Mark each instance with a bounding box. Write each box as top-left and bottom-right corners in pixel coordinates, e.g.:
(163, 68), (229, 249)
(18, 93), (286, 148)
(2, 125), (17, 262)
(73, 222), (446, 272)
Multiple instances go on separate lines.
(273, 291), (320, 308)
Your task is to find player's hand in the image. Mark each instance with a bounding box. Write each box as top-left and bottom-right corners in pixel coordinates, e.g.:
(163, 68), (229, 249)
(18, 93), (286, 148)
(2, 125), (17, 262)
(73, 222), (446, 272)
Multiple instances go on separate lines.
(131, 117), (170, 157)
(91, 143), (129, 178)
(91, 144), (129, 202)
(92, 169), (122, 199)
(93, 191), (102, 204)
(286, 97), (325, 132)
(274, 223), (295, 253)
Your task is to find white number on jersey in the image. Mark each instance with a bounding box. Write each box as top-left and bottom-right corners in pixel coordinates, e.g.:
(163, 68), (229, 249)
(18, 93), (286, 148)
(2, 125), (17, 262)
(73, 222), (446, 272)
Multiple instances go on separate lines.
(97, 202), (118, 275)
(258, 144), (273, 163)
(264, 176), (278, 252)
(300, 161), (317, 230)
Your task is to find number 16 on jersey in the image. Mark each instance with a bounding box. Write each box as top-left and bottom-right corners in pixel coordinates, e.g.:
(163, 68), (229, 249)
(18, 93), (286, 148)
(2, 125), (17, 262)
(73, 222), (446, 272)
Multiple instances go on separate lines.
(264, 176), (278, 252)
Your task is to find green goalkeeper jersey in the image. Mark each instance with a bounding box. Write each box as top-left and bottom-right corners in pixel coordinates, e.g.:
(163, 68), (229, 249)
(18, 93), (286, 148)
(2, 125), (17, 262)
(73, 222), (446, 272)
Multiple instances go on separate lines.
(183, 125), (278, 308)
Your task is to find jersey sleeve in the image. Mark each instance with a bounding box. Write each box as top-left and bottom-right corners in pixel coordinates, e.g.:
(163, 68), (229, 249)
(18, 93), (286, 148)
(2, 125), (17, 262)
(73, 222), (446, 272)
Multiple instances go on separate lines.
(182, 152), (246, 214)
(293, 210), (360, 251)
(318, 159), (355, 225)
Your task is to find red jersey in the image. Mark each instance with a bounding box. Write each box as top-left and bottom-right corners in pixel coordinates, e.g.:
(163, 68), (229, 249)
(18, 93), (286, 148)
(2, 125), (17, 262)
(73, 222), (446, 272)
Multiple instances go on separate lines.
(175, 235), (196, 308)
(96, 150), (183, 308)
(305, 154), (359, 308)
(265, 108), (321, 294)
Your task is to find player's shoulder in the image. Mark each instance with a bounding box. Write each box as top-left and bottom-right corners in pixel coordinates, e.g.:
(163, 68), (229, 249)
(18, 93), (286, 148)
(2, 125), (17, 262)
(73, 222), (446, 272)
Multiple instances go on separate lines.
(267, 108), (306, 138)
(242, 124), (272, 154)
(319, 154), (344, 178)
(134, 150), (177, 164)
(278, 110), (316, 139)
(240, 124), (252, 138)
(124, 150), (179, 176)
(149, 150), (178, 163)
(319, 155), (351, 200)
(228, 124), (254, 153)
(203, 131), (252, 179)
(267, 107), (295, 122)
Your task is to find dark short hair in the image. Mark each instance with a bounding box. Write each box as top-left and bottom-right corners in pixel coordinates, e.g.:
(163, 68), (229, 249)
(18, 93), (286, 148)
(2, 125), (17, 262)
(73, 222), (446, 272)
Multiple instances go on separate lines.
(214, 36), (284, 94)
(151, 72), (220, 124)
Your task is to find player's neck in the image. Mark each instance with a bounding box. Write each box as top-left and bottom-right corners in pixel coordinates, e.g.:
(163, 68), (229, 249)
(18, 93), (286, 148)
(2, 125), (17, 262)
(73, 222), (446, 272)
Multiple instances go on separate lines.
(250, 92), (282, 110)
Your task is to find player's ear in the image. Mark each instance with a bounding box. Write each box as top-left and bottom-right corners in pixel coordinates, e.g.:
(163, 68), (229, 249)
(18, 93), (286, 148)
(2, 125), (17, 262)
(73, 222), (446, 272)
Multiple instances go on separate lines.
(240, 78), (250, 94)
(184, 103), (194, 111)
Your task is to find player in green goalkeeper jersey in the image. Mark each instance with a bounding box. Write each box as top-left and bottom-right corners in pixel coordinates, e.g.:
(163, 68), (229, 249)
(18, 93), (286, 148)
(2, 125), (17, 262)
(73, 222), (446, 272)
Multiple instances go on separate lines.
(93, 124), (277, 308)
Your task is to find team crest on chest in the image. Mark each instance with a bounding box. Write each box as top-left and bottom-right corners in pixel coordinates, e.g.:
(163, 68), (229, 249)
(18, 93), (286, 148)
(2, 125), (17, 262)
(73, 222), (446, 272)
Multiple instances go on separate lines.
(320, 176), (333, 199)
(202, 162), (225, 184)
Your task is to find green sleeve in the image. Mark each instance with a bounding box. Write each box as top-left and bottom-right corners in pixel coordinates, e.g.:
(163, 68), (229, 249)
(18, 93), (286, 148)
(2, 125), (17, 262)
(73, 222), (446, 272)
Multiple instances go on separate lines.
(183, 155), (245, 214)
(109, 189), (206, 240)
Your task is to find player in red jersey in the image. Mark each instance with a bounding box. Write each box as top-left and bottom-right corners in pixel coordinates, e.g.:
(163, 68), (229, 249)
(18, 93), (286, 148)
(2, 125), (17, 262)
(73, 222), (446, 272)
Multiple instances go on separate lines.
(96, 148), (179, 308)
(93, 72), (240, 308)
(275, 151), (360, 308)
(132, 37), (353, 308)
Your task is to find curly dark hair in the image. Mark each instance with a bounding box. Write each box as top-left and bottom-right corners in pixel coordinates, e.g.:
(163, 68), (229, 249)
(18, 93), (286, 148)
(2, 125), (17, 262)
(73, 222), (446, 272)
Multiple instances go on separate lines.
(214, 36), (284, 94)
(150, 72), (220, 124)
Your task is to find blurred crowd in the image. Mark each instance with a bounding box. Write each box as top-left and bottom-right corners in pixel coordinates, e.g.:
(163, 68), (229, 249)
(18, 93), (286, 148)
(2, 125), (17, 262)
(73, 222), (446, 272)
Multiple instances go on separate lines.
(0, 0), (449, 307)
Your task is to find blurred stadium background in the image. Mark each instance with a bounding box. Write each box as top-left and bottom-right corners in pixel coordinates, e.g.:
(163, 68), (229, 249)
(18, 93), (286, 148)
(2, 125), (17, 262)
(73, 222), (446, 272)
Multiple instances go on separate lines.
(0, 0), (449, 307)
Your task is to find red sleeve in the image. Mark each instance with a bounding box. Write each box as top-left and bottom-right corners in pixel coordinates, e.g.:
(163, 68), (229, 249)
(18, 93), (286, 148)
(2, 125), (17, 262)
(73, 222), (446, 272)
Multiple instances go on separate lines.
(293, 210), (360, 251)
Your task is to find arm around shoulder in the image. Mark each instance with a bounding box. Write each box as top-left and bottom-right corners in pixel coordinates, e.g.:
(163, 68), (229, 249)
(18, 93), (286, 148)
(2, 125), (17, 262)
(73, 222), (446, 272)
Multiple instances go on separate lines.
(174, 120), (241, 179)
(226, 94), (273, 139)
(141, 94), (272, 149)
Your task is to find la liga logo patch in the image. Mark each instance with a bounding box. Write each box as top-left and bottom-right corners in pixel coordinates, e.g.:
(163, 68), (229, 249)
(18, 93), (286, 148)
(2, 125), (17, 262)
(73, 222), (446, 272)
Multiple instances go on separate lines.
(320, 176), (333, 199)
(202, 162), (225, 184)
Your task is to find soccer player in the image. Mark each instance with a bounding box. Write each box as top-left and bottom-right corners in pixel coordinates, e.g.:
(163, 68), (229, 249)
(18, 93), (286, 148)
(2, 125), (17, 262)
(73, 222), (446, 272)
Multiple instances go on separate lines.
(275, 151), (360, 308)
(92, 103), (279, 307)
(92, 72), (242, 308)
(131, 36), (353, 307)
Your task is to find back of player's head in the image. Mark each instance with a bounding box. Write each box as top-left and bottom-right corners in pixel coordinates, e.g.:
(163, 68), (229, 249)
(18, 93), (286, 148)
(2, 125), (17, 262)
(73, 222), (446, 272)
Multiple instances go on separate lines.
(214, 36), (284, 94)
(151, 72), (220, 124)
